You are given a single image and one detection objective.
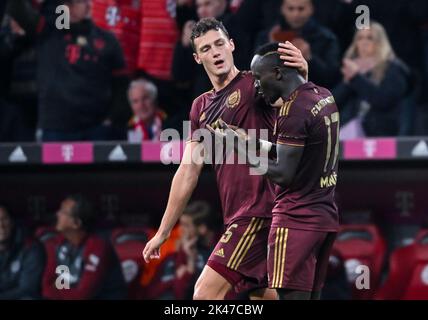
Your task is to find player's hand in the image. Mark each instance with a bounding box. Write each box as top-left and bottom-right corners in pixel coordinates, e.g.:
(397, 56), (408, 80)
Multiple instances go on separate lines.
(217, 119), (258, 154)
(206, 119), (248, 146)
(218, 121), (264, 168)
(278, 41), (308, 81)
(291, 38), (311, 60)
(142, 233), (168, 263)
(219, 120), (249, 144)
(177, 0), (193, 6)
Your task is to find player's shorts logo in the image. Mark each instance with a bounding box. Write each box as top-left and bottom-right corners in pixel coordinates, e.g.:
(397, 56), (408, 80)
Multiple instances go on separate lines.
(227, 89), (241, 109)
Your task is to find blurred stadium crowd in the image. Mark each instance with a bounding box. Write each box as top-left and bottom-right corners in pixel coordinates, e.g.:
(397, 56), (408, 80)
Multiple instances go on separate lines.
(0, 0), (427, 142)
(1, 197), (219, 300)
(3, 195), (428, 300)
(1, 197), (354, 300)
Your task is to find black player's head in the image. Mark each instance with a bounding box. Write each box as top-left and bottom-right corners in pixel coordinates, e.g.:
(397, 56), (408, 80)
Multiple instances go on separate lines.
(251, 42), (300, 106)
(190, 18), (235, 78)
(56, 195), (97, 233)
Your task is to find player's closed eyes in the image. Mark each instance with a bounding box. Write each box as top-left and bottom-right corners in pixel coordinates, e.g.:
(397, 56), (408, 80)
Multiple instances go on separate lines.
(215, 40), (225, 47)
(201, 46), (210, 53)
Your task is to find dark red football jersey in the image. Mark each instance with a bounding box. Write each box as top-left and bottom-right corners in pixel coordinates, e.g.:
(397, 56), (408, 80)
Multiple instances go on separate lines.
(273, 82), (339, 232)
(189, 72), (275, 224)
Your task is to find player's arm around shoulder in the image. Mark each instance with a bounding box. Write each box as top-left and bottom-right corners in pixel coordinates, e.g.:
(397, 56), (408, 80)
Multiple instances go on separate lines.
(143, 140), (205, 263)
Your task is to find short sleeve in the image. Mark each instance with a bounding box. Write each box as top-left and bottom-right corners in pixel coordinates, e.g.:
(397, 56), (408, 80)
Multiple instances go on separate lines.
(187, 99), (202, 142)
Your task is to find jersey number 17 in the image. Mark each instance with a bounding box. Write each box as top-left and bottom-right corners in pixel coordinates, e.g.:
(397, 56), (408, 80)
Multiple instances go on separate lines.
(323, 112), (340, 173)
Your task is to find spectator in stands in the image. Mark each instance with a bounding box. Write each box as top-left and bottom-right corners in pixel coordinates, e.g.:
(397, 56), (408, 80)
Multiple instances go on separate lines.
(333, 22), (410, 138)
(183, 201), (220, 250)
(352, 0), (427, 102)
(0, 205), (45, 299)
(7, 0), (127, 142)
(127, 79), (164, 142)
(42, 195), (126, 299)
(311, 0), (355, 56)
(172, 202), (215, 299)
(255, 0), (341, 88)
(143, 201), (216, 299)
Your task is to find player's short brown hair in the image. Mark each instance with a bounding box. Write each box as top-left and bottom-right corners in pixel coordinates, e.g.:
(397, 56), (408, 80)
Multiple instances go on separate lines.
(190, 18), (230, 52)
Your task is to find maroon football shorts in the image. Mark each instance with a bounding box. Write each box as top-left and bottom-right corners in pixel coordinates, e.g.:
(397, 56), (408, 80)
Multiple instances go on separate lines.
(207, 216), (271, 293)
(268, 224), (336, 292)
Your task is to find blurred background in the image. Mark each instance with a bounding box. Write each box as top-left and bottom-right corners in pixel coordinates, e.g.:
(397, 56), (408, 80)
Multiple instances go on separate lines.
(0, 0), (428, 300)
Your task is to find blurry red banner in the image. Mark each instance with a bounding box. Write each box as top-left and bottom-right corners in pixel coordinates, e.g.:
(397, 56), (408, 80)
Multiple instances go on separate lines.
(92, 0), (141, 74)
(137, 0), (179, 80)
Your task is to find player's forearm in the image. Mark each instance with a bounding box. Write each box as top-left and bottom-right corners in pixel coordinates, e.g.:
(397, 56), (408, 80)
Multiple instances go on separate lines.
(158, 164), (201, 238)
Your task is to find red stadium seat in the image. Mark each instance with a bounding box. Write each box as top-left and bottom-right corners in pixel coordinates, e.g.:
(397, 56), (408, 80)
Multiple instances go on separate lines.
(376, 229), (428, 300)
(333, 224), (387, 299)
(111, 227), (154, 299)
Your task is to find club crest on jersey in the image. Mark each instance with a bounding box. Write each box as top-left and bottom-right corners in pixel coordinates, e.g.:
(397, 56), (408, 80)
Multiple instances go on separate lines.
(227, 89), (241, 108)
